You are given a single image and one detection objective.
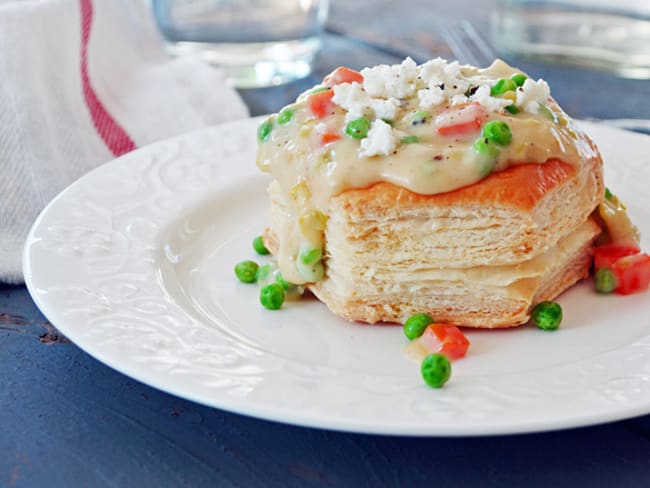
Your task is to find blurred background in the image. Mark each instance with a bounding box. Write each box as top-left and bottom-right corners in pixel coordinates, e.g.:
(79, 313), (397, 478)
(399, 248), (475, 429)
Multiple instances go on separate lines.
(150, 0), (650, 127)
(325, 1), (649, 128)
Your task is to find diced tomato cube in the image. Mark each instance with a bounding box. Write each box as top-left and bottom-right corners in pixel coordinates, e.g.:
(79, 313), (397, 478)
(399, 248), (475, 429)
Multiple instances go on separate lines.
(320, 132), (340, 145)
(308, 89), (335, 118)
(435, 102), (488, 137)
(323, 66), (363, 86)
(594, 242), (641, 271)
(417, 324), (470, 360)
(611, 252), (650, 295)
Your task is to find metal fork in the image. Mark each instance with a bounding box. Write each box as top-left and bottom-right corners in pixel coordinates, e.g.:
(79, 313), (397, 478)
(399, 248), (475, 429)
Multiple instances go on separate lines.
(327, 19), (497, 67)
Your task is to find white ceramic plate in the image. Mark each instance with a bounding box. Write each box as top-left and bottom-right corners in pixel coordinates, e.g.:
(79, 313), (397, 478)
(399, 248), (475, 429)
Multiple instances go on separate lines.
(24, 118), (650, 436)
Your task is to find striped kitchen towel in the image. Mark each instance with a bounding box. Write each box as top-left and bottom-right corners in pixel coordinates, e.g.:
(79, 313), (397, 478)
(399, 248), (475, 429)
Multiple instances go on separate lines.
(0, 0), (248, 284)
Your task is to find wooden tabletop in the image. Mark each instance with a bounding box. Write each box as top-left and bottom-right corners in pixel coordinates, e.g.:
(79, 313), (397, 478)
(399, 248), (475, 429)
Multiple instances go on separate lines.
(3, 1), (650, 486)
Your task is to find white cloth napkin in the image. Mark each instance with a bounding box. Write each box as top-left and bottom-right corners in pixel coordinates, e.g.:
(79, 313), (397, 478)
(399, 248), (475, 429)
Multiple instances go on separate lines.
(0, 0), (249, 284)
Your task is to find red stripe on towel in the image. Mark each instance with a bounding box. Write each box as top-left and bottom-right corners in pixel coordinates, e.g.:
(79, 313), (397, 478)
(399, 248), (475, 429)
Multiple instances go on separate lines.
(79, 0), (136, 156)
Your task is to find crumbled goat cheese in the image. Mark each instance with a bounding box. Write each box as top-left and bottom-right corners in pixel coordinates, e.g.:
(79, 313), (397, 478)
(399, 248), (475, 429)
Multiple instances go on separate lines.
(417, 86), (446, 108)
(449, 94), (470, 106)
(516, 78), (551, 113)
(369, 98), (400, 121)
(469, 85), (511, 112)
(419, 57), (449, 82)
(331, 83), (366, 119)
(333, 58), (551, 131)
(417, 59), (470, 109)
(359, 119), (397, 158)
(332, 82), (399, 121)
(361, 57), (419, 99)
(422, 60), (469, 95)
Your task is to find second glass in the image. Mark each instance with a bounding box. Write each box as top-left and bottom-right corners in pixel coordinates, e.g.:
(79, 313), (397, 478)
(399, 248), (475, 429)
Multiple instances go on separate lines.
(151, 0), (329, 88)
(491, 0), (650, 79)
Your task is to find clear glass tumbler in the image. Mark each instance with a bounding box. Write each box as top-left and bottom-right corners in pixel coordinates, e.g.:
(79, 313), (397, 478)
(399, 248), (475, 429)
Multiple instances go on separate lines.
(151, 0), (329, 88)
(491, 0), (650, 79)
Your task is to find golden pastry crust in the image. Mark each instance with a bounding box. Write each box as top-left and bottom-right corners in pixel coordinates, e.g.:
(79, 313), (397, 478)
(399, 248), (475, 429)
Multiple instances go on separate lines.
(333, 131), (602, 215)
(309, 219), (600, 327)
(265, 149), (603, 327)
(337, 159), (576, 215)
(328, 154), (603, 269)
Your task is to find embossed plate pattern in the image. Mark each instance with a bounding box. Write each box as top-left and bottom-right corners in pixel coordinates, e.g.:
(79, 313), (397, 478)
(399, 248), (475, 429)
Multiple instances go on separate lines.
(24, 118), (650, 436)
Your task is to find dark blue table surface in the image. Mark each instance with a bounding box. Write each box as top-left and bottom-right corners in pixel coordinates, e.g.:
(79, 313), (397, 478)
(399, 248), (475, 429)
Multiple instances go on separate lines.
(3, 2), (650, 486)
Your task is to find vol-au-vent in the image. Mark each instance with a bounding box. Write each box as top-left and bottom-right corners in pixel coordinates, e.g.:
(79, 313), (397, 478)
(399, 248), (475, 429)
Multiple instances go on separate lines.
(257, 57), (617, 328)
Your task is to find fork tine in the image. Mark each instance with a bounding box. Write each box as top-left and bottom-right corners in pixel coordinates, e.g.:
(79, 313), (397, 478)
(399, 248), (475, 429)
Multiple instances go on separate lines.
(441, 21), (495, 67)
(440, 25), (478, 66)
(461, 20), (497, 67)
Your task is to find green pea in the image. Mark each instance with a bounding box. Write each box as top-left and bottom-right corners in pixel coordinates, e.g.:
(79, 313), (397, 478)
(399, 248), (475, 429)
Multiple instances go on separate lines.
(256, 263), (274, 283)
(401, 135), (420, 144)
(490, 78), (517, 96)
(277, 108), (295, 126)
(421, 353), (452, 388)
(473, 138), (499, 158)
(505, 104), (520, 115)
(234, 260), (259, 283)
(299, 247), (322, 265)
(252, 235), (270, 255)
(511, 73), (528, 87)
(258, 120), (273, 142)
(531, 301), (562, 330)
(594, 268), (617, 294)
(404, 313), (434, 340)
(345, 117), (371, 139)
(409, 110), (430, 126)
(482, 120), (512, 146)
(473, 138), (499, 176)
(297, 259), (325, 282)
(260, 283), (285, 310)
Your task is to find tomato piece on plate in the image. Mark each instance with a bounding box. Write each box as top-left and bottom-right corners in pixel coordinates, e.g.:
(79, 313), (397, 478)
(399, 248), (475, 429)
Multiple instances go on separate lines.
(324, 66), (363, 86)
(435, 102), (488, 137)
(417, 324), (470, 360)
(594, 242), (641, 271)
(308, 89), (335, 118)
(611, 252), (650, 295)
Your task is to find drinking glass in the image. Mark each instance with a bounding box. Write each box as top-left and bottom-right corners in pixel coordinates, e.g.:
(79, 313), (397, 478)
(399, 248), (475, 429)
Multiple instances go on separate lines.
(491, 0), (650, 79)
(151, 0), (330, 88)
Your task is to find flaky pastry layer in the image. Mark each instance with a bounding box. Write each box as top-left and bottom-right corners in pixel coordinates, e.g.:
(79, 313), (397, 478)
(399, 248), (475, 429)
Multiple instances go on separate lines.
(265, 150), (603, 327)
